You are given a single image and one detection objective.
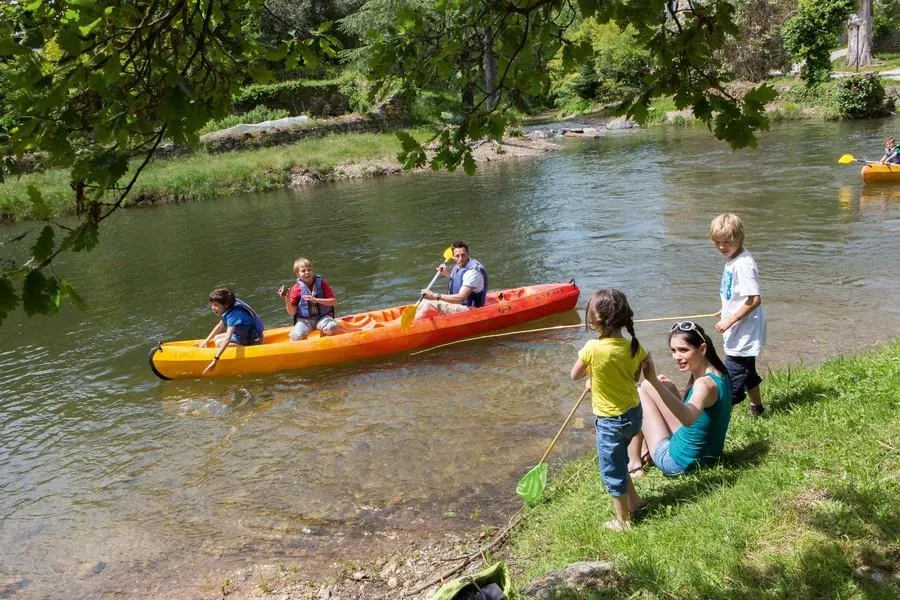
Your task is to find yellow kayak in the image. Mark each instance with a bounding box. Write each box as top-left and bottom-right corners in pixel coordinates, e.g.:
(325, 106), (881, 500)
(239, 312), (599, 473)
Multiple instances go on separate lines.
(149, 282), (580, 379)
(861, 163), (900, 183)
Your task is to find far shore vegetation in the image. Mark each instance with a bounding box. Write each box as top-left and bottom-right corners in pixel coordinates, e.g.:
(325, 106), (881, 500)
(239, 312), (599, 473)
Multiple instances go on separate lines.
(501, 342), (899, 598)
(1, 67), (896, 223)
(0, 130), (430, 221)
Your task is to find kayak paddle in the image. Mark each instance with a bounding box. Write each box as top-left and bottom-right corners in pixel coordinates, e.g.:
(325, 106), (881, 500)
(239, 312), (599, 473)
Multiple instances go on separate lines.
(516, 387), (590, 506)
(399, 246), (454, 330)
(838, 154), (878, 165)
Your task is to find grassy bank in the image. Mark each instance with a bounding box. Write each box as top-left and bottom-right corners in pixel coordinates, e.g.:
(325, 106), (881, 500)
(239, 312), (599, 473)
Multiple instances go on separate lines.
(0, 130), (430, 221)
(504, 342), (899, 598)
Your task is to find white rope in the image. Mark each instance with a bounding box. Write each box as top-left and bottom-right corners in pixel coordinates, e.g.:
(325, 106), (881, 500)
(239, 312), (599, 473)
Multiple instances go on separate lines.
(408, 312), (718, 356)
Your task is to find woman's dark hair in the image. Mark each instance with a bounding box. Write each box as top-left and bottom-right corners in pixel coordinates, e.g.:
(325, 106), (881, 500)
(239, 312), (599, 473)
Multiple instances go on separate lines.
(208, 287), (236, 308)
(584, 288), (640, 357)
(667, 323), (731, 397)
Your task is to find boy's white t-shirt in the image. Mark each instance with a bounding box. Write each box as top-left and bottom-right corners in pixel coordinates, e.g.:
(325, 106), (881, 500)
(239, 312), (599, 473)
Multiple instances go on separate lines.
(720, 250), (767, 357)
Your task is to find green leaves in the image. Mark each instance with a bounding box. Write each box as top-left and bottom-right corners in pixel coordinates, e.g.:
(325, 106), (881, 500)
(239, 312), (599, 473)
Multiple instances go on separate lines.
(0, 277), (19, 324)
(1, 1), (291, 327)
(22, 269), (59, 316)
(62, 221), (100, 253)
(30, 226), (55, 264)
(782, 0), (854, 85)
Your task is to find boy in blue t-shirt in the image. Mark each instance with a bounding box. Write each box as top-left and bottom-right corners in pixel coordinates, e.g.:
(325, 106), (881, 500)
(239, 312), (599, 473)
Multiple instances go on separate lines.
(197, 287), (264, 375)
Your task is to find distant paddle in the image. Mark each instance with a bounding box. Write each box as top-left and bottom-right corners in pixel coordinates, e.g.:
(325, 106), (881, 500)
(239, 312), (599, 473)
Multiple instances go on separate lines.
(516, 388), (590, 507)
(399, 246), (454, 330)
(838, 154), (877, 165)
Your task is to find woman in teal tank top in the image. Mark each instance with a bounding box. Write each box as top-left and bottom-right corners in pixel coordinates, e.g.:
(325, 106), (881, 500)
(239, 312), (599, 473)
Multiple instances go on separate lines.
(634, 321), (733, 476)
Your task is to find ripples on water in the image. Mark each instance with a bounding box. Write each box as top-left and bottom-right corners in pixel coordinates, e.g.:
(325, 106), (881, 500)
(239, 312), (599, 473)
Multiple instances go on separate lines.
(1, 120), (899, 597)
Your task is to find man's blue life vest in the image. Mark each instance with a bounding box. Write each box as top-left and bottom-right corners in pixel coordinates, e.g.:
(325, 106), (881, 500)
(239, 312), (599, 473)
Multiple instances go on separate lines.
(448, 258), (488, 308)
(294, 275), (335, 321)
(222, 298), (264, 344)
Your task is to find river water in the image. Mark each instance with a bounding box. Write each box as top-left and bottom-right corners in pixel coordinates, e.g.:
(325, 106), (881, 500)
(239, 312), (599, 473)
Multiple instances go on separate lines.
(1, 120), (898, 598)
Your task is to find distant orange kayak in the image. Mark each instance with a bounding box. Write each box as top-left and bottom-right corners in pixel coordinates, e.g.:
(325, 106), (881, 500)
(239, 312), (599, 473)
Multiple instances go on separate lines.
(149, 282), (580, 379)
(860, 163), (900, 183)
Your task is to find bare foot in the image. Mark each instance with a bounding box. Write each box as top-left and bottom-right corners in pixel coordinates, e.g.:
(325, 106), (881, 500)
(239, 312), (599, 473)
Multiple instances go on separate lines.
(604, 519), (632, 532)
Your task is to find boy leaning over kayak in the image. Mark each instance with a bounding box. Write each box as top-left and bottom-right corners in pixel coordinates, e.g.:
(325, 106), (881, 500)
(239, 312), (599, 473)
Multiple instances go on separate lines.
(197, 288), (264, 375)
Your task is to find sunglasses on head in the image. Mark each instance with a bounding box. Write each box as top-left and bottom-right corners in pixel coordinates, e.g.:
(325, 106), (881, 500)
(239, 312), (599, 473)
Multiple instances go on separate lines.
(670, 321), (700, 333)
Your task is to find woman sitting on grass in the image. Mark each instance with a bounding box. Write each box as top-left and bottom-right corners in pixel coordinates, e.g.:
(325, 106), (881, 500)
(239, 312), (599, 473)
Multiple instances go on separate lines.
(632, 321), (733, 476)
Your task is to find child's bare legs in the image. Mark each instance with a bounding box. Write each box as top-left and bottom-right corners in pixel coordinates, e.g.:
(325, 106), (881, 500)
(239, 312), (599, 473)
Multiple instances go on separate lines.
(627, 433), (647, 478)
(748, 385), (764, 414)
(609, 475), (642, 531)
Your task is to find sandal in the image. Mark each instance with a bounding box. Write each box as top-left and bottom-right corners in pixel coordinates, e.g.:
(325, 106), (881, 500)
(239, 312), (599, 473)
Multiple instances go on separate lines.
(749, 403), (765, 416)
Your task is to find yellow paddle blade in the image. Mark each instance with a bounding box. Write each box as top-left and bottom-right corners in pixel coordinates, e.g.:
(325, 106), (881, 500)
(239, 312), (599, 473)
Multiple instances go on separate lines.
(443, 246), (453, 260)
(399, 304), (416, 330)
(516, 463), (548, 506)
(838, 154), (856, 164)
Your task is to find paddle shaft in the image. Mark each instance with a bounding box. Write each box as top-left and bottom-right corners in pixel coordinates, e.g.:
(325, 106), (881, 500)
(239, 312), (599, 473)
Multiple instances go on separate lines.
(537, 388), (591, 466)
(413, 264), (447, 308)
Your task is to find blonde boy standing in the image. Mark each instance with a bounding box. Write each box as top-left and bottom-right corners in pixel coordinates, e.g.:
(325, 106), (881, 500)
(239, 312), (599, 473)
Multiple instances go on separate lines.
(709, 213), (767, 416)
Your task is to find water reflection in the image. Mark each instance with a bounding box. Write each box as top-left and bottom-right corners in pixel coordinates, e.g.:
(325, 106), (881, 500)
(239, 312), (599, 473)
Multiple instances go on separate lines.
(1, 120), (899, 598)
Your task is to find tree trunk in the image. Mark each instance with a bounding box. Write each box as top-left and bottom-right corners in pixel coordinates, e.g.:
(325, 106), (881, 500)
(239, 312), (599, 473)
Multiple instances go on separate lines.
(483, 27), (497, 112)
(846, 0), (874, 68)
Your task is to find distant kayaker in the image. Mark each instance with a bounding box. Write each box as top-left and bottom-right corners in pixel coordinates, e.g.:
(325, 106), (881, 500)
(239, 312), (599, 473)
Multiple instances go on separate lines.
(881, 137), (900, 164)
(415, 241), (488, 319)
(197, 288), (264, 375)
(277, 257), (341, 340)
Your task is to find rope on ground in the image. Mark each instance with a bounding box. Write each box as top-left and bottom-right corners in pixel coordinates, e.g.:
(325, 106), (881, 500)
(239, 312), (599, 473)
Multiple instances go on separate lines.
(409, 312), (719, 356)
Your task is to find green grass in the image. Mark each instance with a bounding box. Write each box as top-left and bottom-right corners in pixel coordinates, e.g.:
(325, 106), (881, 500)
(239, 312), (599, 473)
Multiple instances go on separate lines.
(505, 343), (900, 599)
(0, 129), (432, 220)
(833, 51), (900, 72)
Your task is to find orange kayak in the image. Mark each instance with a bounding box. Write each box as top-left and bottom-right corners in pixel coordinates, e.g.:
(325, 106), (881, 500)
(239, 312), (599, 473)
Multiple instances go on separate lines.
(860, 163), (900, 183)
(149, 282), (580, 379)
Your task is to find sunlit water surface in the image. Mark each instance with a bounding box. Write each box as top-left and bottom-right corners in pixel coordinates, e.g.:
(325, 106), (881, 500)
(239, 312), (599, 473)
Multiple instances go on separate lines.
(1, 119), (899, 598)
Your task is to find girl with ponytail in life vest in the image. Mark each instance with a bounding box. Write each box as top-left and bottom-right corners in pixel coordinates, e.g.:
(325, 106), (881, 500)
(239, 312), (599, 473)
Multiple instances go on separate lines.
(570, 289), (648, 532)
(198, 288), (265, 375)
(277, 258), (341, 341)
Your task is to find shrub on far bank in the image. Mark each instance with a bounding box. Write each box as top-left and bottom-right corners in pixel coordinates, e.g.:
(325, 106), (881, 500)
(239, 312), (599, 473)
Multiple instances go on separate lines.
(233, 79), (350, 117)
(835, 73), (888, 119)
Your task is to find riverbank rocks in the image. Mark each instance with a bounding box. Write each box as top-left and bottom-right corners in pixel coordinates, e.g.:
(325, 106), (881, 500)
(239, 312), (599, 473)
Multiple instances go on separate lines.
(520, 561), (620, 599)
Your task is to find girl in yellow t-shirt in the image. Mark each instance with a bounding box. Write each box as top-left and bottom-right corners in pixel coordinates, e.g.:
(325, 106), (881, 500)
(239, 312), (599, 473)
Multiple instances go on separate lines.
(570, 289), (648, 531)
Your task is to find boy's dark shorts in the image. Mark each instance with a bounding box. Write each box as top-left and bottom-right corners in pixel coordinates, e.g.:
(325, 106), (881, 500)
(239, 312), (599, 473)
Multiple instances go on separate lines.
(725, 355), (763, 405)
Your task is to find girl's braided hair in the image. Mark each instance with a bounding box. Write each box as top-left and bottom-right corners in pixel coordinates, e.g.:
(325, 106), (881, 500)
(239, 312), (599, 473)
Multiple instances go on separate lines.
(584, 288), (640, 357)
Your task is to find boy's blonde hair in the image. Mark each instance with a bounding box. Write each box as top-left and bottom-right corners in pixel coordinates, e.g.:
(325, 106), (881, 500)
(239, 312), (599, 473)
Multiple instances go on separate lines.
(709, 213), (745, 243)
(293, 257), (313, 274)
